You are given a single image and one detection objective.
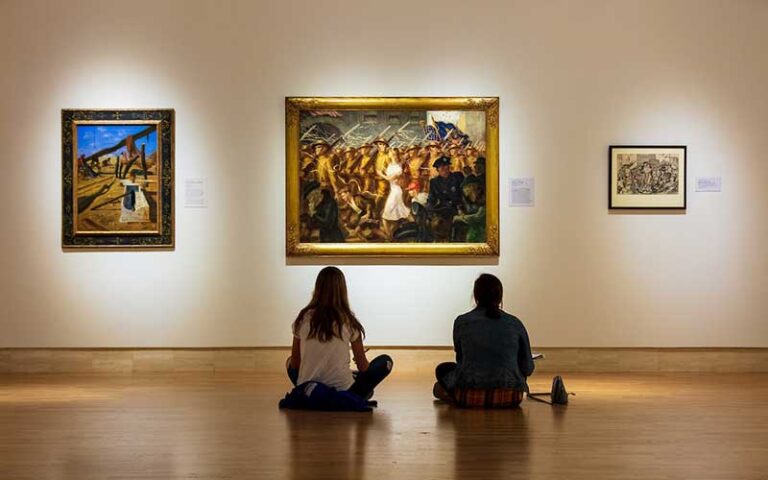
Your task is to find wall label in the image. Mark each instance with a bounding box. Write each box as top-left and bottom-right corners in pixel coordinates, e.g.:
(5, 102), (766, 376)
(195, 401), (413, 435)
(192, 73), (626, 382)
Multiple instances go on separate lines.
(695, 176), (722, 192)
(509, 177), (535, 207)
(185, 178), (208, 208)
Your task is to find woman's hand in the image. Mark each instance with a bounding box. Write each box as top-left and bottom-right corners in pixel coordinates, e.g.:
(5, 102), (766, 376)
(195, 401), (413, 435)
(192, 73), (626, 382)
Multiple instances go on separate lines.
(351, 338), (369, 372)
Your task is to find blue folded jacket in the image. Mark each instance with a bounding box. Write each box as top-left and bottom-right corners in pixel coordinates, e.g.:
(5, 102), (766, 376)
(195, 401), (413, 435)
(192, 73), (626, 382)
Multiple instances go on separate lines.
(279, 381), (373, 412)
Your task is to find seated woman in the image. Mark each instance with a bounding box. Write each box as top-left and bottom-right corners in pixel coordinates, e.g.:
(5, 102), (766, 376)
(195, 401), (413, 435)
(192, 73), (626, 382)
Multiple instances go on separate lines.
(434, 273), (534, 408)
(287, 266), (393, 401)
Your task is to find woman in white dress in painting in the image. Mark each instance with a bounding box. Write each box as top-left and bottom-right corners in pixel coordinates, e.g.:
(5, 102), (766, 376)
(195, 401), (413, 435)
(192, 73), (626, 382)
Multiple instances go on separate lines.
(378, 161), (410, 240)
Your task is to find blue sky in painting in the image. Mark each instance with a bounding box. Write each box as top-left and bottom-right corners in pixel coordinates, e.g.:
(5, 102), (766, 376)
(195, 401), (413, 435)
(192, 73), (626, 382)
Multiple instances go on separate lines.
(77, 125), (157, 158)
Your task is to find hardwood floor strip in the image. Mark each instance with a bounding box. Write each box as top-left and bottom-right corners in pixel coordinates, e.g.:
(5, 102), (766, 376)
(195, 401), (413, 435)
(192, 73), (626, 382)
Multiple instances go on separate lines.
(0, 372), (765, 479)
(1, 348), (766, 374)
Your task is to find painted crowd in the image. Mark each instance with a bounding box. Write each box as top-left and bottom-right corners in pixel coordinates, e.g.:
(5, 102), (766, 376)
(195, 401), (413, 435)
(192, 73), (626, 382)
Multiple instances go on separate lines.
(300, 121), (488, 244)
(616, 155), (680, 195)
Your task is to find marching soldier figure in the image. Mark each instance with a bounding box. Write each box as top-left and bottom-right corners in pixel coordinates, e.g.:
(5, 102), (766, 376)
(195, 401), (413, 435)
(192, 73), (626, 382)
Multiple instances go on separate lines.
(338, 146), (360, 186)
(423, 140), (444, 179)
(447, 143), (466, 174)
(312, 140), (340, 195)
(299, 144), (316, 181)
(357, 142), (376, 195)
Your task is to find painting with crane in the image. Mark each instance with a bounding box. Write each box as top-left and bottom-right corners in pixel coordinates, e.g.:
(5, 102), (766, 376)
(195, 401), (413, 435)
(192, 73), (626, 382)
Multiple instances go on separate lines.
(62, 109), (175, 248)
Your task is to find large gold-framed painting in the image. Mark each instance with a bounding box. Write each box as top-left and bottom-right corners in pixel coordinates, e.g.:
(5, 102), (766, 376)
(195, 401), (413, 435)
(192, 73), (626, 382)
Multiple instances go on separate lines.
(286, 97), (499, 257)
(62, 109), (175, 249)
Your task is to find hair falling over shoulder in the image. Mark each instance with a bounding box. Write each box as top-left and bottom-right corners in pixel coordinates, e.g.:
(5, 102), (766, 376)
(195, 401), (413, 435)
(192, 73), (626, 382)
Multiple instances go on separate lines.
(294, 266), (365, 342)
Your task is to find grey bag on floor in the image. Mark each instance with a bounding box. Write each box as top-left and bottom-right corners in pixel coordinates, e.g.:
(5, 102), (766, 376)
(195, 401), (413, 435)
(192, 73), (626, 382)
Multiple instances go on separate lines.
(528, 375), (573, 405)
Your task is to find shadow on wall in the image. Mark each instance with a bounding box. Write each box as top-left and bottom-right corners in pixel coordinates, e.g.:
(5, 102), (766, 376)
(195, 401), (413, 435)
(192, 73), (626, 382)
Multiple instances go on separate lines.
(607, 209), (686, 216)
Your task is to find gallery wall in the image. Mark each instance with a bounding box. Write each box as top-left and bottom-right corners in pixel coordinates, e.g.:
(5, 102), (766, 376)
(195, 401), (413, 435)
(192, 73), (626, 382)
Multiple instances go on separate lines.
(1, 0), (767, 347)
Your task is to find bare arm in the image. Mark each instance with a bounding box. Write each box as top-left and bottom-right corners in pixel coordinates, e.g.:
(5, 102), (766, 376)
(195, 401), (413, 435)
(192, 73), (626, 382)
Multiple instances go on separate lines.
(351, 337), (369, 372)
(290, 337), (301, 370)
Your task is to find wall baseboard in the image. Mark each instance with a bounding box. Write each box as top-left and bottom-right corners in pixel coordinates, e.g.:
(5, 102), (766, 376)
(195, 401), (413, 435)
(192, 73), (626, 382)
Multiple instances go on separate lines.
(1, 347), (766, 374)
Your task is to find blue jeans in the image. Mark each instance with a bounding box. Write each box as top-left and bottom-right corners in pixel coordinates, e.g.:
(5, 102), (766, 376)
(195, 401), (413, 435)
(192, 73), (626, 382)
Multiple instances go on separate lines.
(287, 354), (393, 400)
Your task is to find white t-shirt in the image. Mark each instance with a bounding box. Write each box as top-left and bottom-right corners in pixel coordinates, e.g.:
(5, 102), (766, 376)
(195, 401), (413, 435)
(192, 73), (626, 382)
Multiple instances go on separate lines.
(294, 312), (360, 390)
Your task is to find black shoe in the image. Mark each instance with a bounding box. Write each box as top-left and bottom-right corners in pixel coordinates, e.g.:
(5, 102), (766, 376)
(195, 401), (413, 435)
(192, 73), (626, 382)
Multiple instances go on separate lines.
(433, 382), (452, 402)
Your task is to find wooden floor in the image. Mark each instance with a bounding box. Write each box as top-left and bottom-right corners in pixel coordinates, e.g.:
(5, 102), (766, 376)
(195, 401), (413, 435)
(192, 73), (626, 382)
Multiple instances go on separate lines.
(1, 372), (767, 480)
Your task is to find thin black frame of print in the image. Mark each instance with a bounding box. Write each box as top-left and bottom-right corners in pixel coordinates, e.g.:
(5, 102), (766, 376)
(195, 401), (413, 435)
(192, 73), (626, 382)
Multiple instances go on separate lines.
(61, 109), (175, 249)
(608, 145), (687, 210)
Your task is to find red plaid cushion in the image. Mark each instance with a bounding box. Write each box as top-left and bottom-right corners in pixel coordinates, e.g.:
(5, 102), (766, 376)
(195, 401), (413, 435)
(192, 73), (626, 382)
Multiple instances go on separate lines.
(453, 387), (524, 408)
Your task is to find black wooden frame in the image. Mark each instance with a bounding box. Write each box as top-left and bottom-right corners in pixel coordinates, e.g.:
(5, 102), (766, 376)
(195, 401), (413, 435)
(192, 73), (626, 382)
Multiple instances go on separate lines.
(608, 145), (687, 210)
(61, 109), (175, 249)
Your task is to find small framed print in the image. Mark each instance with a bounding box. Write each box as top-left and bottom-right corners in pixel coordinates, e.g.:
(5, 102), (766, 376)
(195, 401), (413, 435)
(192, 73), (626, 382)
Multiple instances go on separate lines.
(62, 109), (175, 248)
(609, 145), (686, 209)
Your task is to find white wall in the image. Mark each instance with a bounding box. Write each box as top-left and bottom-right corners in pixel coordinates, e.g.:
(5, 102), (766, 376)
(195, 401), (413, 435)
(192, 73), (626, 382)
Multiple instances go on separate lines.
(1, 0), (767, 347)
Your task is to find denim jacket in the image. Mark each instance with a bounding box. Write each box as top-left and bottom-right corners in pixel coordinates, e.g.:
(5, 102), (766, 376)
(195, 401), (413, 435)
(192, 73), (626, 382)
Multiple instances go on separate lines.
(446, 308), (535, 390)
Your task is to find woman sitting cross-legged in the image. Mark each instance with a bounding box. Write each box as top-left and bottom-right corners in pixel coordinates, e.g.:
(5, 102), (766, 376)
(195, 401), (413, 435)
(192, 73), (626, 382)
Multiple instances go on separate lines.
(434, 273), (534, 408)
(287, 266), (393, 403)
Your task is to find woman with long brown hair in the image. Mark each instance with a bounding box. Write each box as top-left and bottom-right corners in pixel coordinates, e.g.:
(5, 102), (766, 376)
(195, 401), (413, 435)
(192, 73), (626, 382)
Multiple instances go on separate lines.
(287, 266), (393, 399)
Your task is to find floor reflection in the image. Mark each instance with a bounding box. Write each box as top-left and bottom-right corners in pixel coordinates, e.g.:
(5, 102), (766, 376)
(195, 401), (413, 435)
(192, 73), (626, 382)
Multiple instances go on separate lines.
(284, 409), (378, 480)
(436, 404), (530, 479)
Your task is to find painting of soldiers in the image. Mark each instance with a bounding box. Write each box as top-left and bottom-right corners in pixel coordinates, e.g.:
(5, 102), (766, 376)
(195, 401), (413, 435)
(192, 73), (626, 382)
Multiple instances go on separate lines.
(286, 97), (499, 256)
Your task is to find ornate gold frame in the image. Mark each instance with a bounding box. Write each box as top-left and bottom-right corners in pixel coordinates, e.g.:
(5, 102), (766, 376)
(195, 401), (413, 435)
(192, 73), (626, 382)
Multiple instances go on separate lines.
(285, 97), (499, 257)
